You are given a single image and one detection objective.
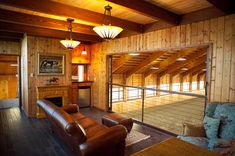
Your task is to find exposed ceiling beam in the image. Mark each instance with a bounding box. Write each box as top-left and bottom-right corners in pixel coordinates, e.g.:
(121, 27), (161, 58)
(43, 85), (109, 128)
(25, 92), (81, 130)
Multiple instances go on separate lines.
(126, 51), (165, 78)
(0, 31), (23, 39)
(162, 49), (206, 76)
(0, 21), (101, 43)
(144, 49), (194, 77)
(112, 55), (132, 73)
(0, 0), (143, 33)
(0, 9), (96, 36)
(106, 0), (179, 25)
(170, 55), (206, 77)
(180, 6), (225, 25)
(182, 63), (206, 76)
(206, 0), (235, 14)
(144, 6), (225, 33)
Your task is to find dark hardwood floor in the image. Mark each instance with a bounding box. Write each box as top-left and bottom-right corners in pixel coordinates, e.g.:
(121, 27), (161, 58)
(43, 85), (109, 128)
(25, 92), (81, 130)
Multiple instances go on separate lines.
(0, 107), (172, 156)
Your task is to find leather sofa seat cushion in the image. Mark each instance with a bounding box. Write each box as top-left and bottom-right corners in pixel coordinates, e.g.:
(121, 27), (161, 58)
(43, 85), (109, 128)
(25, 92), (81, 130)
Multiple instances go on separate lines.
(85, 124), (107, 138)
(76, 117), (99, 129)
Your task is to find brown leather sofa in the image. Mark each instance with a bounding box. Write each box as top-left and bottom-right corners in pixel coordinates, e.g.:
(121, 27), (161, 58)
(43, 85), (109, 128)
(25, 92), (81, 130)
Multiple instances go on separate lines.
(37, 99), (127, 156)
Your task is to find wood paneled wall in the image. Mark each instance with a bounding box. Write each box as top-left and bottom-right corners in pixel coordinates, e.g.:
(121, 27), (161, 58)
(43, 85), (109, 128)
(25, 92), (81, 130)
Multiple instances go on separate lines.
(0, 41), (20, 55)
(91, 14), (235, 110)
(21, 36), (71, 117)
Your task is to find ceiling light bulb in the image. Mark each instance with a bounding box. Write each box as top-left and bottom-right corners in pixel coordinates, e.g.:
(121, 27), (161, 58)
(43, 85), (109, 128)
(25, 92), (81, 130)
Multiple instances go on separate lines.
(177, 57), (187, 61)
(181, 68), (188, 71)
(129, 53), (139, 56)
(150, 67), (159, 70)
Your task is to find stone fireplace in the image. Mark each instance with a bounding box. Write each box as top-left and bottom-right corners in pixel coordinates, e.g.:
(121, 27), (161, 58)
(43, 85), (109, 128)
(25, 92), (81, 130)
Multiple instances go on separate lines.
(36, 85), (69, 118)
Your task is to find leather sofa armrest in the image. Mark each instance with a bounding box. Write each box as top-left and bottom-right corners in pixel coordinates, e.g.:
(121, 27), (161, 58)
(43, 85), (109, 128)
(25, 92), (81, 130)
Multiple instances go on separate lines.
(62, 104), (79, 114)
(79, 125), (127, 156)
(182, 122), (205, 137)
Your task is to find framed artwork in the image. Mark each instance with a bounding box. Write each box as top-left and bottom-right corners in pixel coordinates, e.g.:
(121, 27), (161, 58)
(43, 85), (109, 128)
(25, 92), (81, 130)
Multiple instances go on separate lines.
(38, 53), (65, 75)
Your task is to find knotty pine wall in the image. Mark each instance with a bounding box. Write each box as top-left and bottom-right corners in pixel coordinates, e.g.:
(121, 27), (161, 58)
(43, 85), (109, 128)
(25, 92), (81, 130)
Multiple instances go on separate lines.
(91, 14), (235, 110)
(0, 40), (20, 55)
(21, 35), (71, 117)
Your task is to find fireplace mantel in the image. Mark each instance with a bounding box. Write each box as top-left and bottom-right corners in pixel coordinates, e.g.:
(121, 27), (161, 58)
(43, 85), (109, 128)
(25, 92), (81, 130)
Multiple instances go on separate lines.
(36, 85), (70, 118)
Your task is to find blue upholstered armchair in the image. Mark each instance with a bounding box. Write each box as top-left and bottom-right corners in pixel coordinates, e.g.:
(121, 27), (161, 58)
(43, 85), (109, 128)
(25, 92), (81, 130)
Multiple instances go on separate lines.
(178, 103), (235, 156)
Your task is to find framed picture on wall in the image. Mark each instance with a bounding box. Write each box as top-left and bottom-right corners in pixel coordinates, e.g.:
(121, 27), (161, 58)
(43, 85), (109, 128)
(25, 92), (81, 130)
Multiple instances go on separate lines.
(38, 53), (65, 75)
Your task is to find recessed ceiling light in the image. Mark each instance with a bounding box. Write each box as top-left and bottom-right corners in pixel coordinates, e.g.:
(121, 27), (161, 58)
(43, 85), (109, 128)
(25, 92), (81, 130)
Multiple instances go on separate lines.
(177, 57), (187, 61)
(10, 64), (18, 67)
(129, 53), (139, 56)
(150, 67), (159, 70)
(181, 68), (188, 71)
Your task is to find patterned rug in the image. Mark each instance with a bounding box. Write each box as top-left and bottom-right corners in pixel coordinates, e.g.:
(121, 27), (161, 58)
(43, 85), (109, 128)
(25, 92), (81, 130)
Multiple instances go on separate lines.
(126, 130), (150, 146)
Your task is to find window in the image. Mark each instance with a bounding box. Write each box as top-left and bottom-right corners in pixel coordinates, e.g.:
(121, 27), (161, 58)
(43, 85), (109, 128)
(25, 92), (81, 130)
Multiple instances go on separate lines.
(145, 85), (156, 97)
(200, 81), (204, 89)
(192, 82), (197, 91)
(183, 82), (189, 92)
(172, 83), (180, 92)
(160, 84), (169, 95)
(127, 87), (141, 99)
(112, 87), (124, 102)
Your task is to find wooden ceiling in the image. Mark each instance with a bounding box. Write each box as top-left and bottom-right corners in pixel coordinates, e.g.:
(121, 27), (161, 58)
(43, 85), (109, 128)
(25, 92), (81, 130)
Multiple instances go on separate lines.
(112, 47), (207, 78)
(0, 0), (234, 43)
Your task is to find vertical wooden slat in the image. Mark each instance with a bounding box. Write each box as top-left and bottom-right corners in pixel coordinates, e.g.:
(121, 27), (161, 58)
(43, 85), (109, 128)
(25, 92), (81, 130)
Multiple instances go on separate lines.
(214, 17), (225, 102)
(221, 16), (233, 102)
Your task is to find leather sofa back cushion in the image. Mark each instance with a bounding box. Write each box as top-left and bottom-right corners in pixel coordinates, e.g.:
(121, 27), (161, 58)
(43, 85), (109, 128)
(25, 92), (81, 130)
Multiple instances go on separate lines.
(62, 104), (79, 114)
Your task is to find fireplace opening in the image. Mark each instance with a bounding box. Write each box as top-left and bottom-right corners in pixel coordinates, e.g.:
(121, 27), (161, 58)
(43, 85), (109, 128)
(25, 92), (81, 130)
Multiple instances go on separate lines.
(45, 97), (63, 107)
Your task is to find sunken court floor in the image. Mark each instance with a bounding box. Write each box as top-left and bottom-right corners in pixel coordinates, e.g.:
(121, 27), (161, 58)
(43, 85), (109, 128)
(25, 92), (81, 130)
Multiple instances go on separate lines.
(0, 107), (172, 156)
(113, 90), (206, 134)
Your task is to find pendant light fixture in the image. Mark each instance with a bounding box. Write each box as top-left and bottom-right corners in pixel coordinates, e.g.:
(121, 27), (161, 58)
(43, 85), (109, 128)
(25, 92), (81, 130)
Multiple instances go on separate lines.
(81, 46), (87, 55)
(60, 18), (80, 50)
(93, 5), (123, 40)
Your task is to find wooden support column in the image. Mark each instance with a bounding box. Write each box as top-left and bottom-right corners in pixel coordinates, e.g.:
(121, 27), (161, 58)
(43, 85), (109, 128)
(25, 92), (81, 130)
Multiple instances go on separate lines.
(197, 74), (201, 90)
(180, 74), (184, 92)
(156, 74), (161, 96)
(123, 74), (128, 102)
(169, 75), (173, 91)
(189, 74), (193, 92)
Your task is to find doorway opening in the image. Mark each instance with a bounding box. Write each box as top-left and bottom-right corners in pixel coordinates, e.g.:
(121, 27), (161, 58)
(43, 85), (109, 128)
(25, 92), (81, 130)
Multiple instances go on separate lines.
(107, 45), (209, 134)
(0, 55), (20, 109)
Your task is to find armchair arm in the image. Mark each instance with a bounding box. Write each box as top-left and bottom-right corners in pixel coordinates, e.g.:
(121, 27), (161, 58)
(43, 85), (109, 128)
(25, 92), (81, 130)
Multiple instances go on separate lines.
(182, 122), (205, 137)
(79, 125), (127, 156)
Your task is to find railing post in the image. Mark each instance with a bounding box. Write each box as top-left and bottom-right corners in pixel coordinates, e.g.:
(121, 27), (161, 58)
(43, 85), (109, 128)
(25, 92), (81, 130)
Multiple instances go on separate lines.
(141, 88), (144, 122)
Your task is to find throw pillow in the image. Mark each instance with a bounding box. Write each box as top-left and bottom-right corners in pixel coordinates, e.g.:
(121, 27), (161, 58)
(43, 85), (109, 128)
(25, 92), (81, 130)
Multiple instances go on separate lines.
(213, 103), (235, 140)
(183, 123), (205, 137)
(204, 116), (220, 139)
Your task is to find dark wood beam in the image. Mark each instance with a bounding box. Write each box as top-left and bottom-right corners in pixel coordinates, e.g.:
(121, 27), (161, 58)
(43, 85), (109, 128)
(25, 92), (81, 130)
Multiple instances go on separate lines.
(206, 0), (235, 14)
(0, 9), (96, 35)
(0, 0), (143, 33)
(0, 21), (101, 43)
(144, 6), (225, 33)
(180, 6), (225, 25)
(0, 37), (20, 42)
(106, 0), (179, 25)
(0, 31), (23, 39)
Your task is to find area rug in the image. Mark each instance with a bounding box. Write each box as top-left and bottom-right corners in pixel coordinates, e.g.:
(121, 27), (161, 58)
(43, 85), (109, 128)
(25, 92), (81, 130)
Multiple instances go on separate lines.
(126, 130), (150, 146)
